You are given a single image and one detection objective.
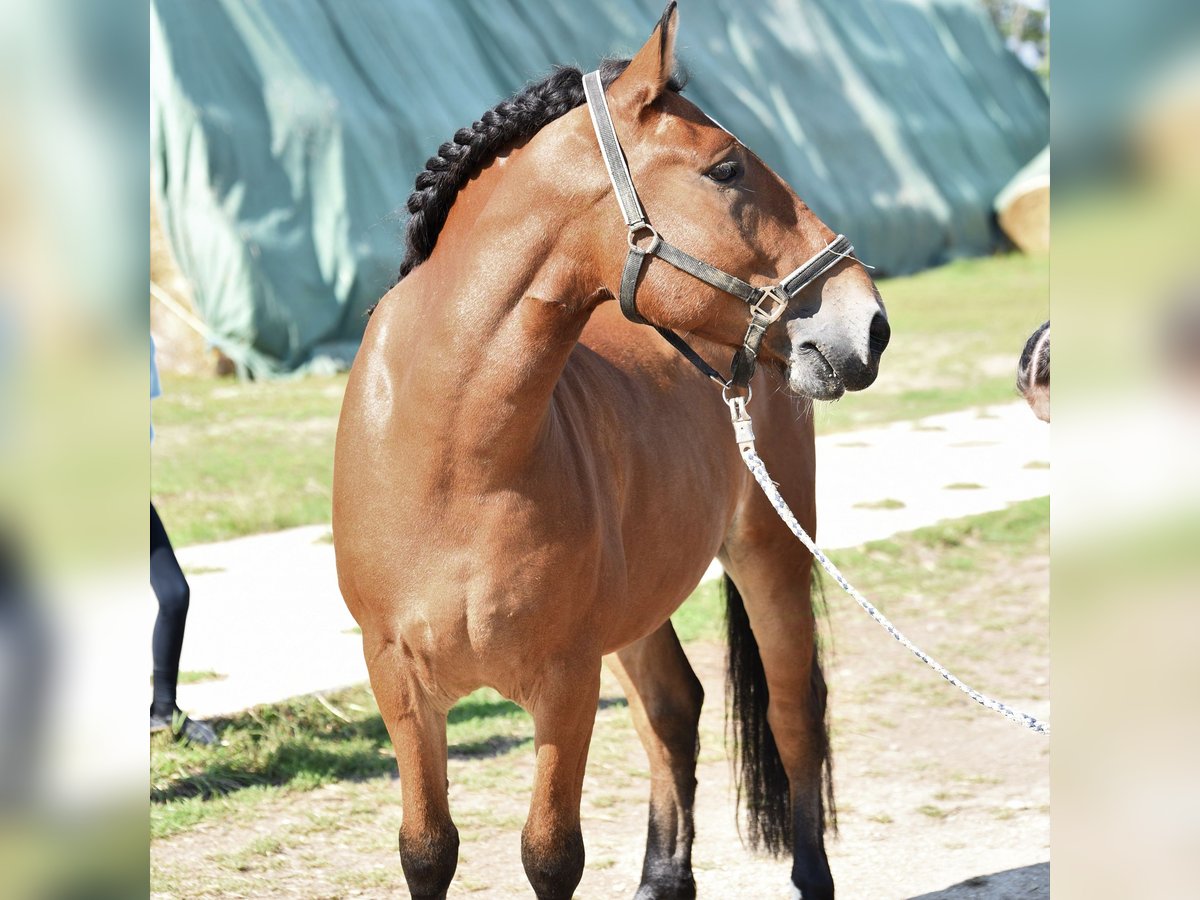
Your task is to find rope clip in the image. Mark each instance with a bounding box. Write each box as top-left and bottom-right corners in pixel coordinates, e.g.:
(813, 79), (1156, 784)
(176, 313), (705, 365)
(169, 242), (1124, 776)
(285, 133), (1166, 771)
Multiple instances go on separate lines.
(724, 387), (756, 454)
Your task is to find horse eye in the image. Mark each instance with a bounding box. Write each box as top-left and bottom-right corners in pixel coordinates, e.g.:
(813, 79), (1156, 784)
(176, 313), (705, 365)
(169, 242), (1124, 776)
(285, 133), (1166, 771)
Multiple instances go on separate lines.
(707, 160), (742, 184)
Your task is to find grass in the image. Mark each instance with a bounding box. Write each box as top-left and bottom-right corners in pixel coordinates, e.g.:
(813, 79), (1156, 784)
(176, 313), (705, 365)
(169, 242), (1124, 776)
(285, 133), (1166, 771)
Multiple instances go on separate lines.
(150, 254), (1046, 545)
(150, 669), (225, 686)
(151, 683), (534, 839)
(181, 564), (225, 576)
(830, 497), (1048, 713)
(852, 498), (906, 510)
(151, 376), (346, 545)
(179, 670), (226, 685)
(151, 686), (390, 838)
(676, 496), (1048, 641)
(917, 804), (951, 820)
(669, 577), (724, 643)
(151, 496), (1047, 843)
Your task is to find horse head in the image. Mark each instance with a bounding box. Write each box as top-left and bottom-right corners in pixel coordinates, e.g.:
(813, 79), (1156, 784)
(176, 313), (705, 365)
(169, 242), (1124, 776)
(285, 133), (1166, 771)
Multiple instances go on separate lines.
(561, 3), (889, 400)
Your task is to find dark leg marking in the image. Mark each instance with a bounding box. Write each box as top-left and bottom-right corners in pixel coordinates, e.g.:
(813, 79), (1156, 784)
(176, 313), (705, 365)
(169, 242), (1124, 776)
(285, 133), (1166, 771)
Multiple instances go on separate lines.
(521, 823), (585, 900)
(398, 821), (459, 900)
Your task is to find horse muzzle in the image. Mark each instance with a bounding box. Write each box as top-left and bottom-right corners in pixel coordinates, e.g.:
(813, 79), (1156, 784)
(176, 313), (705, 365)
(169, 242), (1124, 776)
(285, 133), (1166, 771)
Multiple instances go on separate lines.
(784, 309), (889, 400)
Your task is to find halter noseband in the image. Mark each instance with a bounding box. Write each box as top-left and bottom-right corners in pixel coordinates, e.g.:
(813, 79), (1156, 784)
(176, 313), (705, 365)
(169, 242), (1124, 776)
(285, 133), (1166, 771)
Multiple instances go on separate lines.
(582, 69), (854, 389)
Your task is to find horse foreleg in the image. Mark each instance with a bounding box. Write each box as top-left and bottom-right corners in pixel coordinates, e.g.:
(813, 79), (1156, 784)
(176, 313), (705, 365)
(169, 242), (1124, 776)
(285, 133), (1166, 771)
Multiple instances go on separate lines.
(368, 643), (458, 900)
(607, 622), (704, 900)
(521, 656), (602, 900)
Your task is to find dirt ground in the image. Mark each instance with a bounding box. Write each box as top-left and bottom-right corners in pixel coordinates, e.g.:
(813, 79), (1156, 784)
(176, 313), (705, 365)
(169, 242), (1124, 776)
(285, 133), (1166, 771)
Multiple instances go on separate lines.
(152, 545), (1048, 899)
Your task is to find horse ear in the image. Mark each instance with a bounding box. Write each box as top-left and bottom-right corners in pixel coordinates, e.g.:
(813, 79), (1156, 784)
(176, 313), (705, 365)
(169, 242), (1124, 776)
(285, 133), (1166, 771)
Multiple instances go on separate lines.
(610, 1), (678, 112)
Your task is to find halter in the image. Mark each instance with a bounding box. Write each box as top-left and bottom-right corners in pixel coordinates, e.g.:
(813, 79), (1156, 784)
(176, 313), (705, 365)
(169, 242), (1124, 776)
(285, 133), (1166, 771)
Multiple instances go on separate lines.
(582, 70), (856, 390)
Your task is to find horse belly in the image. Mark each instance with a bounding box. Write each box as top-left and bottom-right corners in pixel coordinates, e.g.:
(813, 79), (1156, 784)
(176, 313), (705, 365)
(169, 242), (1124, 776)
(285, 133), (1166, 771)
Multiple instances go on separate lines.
(599, 527), (723, 654)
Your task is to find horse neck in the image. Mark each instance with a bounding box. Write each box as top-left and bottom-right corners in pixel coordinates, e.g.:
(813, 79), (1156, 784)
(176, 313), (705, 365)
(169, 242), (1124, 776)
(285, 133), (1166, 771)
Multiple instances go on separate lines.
(389, 207), (603, 480)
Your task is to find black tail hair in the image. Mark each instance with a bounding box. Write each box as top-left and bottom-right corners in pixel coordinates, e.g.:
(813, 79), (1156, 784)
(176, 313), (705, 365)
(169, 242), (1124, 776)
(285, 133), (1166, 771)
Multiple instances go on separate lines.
(724, 571), (835, 856)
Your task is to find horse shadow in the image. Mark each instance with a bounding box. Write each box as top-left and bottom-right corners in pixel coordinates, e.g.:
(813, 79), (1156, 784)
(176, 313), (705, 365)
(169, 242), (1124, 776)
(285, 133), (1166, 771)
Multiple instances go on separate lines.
(907, 862), (1049, 899)
(151, 725), (398, 804)
(445, 694), (628, 759)
(152, 694), (633, 803)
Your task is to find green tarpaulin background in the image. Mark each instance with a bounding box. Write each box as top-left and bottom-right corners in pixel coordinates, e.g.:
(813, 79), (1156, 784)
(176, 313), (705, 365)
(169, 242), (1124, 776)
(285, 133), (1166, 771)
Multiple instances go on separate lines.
(151, 0), (1047, 376)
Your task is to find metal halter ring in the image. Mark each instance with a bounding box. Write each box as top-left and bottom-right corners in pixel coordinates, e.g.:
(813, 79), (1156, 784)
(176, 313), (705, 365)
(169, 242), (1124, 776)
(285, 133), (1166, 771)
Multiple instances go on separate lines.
(721, 383), (752, 405)
(627, 222), (661, 256)
(749, 286), (789, 324)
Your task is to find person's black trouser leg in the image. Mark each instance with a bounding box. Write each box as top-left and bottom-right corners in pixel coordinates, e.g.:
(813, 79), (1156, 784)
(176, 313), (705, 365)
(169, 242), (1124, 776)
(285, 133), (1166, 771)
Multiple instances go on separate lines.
(150, 503), (189, 719)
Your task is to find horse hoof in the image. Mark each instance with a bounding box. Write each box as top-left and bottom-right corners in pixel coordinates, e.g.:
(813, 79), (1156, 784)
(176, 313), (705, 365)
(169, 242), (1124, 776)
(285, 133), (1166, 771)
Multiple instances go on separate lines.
(633, 873), (697, 900)
(790, 877), (835, 900)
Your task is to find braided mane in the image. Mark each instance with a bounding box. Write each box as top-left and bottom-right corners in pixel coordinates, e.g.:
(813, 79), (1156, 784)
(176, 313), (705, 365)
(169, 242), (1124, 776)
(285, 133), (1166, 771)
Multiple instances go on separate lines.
(393, 58), (685, 286)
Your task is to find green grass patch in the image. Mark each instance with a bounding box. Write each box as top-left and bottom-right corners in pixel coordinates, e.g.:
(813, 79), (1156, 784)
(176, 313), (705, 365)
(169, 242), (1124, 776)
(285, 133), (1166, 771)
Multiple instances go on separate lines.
(822, 498), (1048, 708)
(659, 497), (1047, 676)
(824, 500), (1045, 623)
(151, 683), (538, 838)
(810, 496), (1046, 662)
(903, 497), (1044, 547)
(150, 669), (225, 686)
(179, 670), (226, 685)
(151, 685), (391, 838)
(944, 482), (985, 490)
(151, 374), (347, 545)
(853, 498), (906, 510)
(670, 578), (723, 643)
(445, 688), (533, 757)
(181, 564), (225, 576)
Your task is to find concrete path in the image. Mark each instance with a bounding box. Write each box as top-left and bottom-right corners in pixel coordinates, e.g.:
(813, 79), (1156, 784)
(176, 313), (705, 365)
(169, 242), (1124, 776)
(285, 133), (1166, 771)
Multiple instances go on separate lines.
(163, 401), (1049, 718)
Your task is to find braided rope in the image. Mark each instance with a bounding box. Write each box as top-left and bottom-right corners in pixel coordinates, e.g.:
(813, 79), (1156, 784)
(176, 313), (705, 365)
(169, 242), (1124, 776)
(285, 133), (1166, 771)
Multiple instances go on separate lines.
(738, 442), (1050, 735)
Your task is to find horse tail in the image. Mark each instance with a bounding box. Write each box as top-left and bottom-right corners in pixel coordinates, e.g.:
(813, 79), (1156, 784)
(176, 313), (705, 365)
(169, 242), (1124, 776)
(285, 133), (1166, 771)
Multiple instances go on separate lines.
(724, 571), (835, 857)
(810, 568), (837, 835)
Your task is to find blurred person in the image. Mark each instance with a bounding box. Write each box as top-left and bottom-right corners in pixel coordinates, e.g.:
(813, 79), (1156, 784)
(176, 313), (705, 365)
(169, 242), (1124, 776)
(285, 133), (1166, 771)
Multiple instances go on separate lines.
(0, 289), (50, 808)
(150, 337), (214, 745)
(1019, 320), (1050, 421)
(1162, 284), (1200, 395)
(0, 528), (50, 809)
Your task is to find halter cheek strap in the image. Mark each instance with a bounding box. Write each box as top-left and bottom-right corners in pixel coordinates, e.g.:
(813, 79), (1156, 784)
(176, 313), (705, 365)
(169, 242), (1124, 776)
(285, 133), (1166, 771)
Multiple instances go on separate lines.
(582, 69), (855, 389)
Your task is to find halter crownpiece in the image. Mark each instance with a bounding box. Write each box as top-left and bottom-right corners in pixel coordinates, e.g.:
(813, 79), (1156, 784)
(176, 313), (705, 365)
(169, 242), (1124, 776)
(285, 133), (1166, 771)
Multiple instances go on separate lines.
(582, 69), (856, 389)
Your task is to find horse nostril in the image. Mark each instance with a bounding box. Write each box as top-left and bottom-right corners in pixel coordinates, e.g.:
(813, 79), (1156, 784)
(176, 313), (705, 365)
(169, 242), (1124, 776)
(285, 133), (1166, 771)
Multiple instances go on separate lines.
(868, 312), (891, 356)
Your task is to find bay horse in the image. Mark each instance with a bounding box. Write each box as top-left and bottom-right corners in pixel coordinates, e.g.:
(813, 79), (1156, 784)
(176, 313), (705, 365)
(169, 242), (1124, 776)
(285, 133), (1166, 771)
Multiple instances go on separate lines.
(333, 5), (888, 898)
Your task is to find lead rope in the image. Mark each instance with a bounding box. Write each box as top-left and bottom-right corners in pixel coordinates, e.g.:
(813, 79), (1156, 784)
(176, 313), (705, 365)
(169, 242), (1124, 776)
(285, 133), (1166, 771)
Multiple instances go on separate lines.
(726, 395), (1050, 736)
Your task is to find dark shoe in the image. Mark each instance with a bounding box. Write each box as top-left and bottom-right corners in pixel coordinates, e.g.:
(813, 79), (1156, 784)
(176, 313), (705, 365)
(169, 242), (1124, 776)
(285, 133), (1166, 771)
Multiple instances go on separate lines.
(150, 708), (218, 746)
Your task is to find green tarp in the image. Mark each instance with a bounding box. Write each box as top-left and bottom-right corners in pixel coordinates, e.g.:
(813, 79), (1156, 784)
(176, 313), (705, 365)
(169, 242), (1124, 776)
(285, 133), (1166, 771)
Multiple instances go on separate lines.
(151, 0), (1047, 376)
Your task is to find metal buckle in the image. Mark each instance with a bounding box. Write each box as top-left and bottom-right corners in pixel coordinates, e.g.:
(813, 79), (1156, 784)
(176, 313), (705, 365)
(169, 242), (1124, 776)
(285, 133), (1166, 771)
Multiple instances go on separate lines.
(627, 222), (661, 256)
(723, 388), (756, 452)
(749, 286), (788, 324)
